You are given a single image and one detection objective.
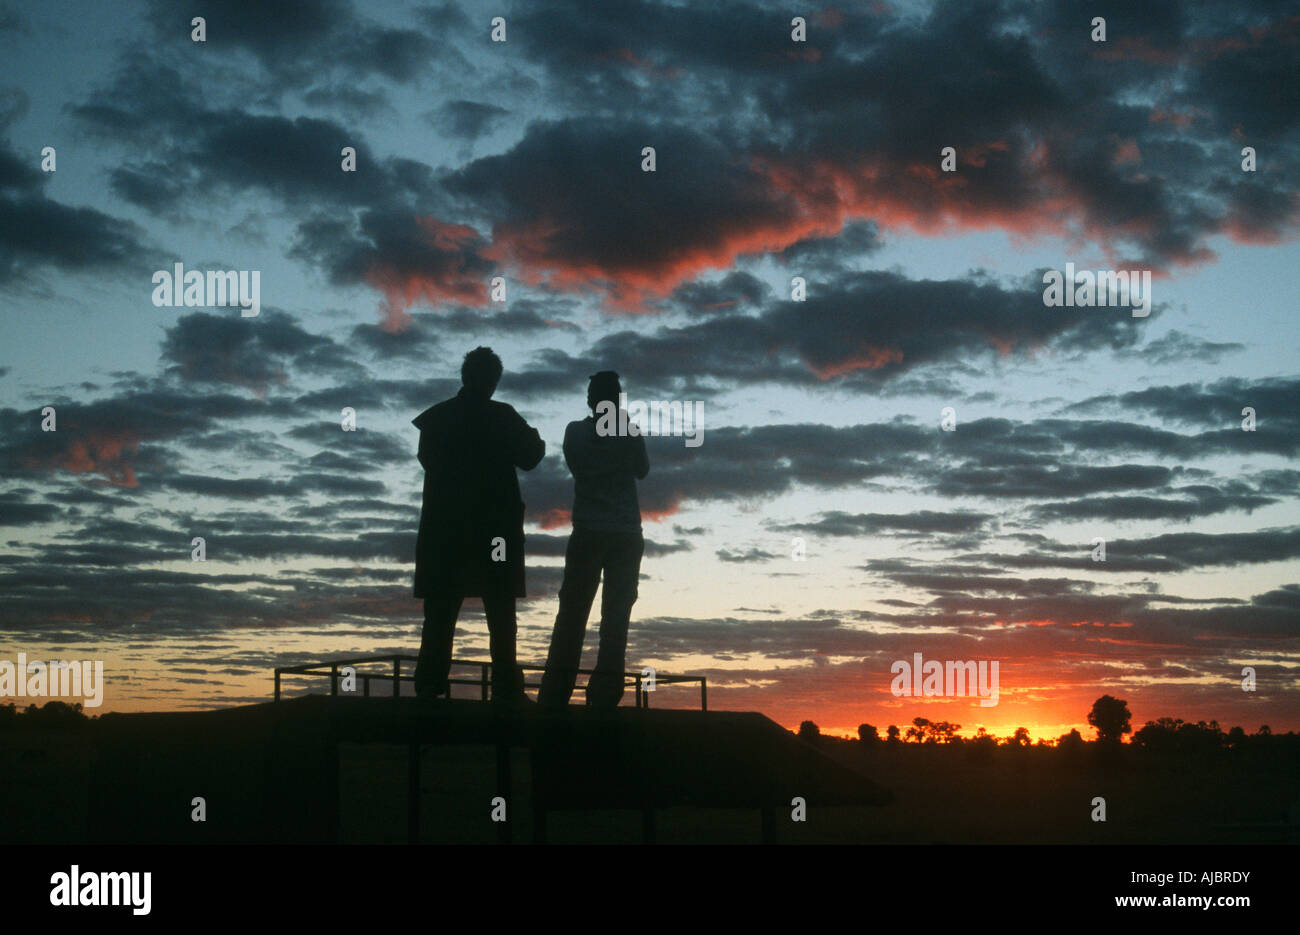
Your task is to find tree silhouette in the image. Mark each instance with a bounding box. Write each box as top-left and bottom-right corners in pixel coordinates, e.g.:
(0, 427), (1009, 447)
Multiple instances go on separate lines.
(1133, 717), (1225, 755)
(886, 724), (900, 744)
(1056, 728), (1085, 765)
(21, 700), (86, 729)
(967, 726), (998, 761)
(1057, 728), (1084, 751)
(1010, 727), (1031, 748)
(1087, 694), (1131, 744)
(858, 723), (879, 744)
(904, 716), (961, 744)
(927, 719), (961, 743)
(798, 720), (820, 741)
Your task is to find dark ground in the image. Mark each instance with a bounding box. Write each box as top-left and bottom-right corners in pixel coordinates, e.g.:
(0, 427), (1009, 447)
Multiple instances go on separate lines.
(3, 709), (1297, 844)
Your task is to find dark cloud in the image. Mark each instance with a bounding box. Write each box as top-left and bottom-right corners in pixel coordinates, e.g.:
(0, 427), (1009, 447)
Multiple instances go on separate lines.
(58, 0), (1300, 325)
(502, 0), (1300, 269)
(526, 532), (691, 558)
(284, 420), (412, 468)
(514, 268), (1158, 396)
(161, 310), (359, 389)
(905, 526), (1300, 575)
(0, 490), (60, 526)
(430, 100), (511, 141)
(774, 511), (996, 537)
(776, 220), (883, 271)
(664, 270), (770, 317)
(0, 141), (156, 284)
(189, 113), (430, 207)
(143, 0), (442, 88)
(1030, 482), (1277, 522)
(442, 118), (820, 310)
(0, 386), (267, 487)
(72, 61), (443, 225)
(0, 194), (152, 282)
(345, 320), (442, 359)
(643, 537), (694, 557)
(294, 376), (456, 412)
(108, 163), (189, 214)
(1067, 377), (1300, 431)
(1122, 329), (1246, 365)
(1180, 11), (1300, 142)
(434, 303), (581, 335)
(292, 207), (495, 331)
(715, 547), (780, 563)
(290, 497), (417, 519)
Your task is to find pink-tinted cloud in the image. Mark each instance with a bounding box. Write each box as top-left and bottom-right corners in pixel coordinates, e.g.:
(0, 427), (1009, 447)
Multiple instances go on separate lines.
(26, 429), (142, 488)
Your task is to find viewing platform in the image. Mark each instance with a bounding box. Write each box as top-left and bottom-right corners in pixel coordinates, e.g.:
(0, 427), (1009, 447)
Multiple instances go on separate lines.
(87, 655), (892, 844)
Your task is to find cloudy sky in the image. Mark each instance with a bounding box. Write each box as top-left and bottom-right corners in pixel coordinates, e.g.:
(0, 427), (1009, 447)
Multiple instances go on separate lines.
(1, 0), (1296, 738)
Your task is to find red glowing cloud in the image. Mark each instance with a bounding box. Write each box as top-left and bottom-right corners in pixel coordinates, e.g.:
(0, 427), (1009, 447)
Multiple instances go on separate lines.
(533, 501), (679, 531)
(534, 508), (572, 531)
(806, 347), (905, 378)
(641, 502), (680, 523)
(361, 108), (1294, 324)
(362, 216), (491, 332)
(421, 144), (1118, 319)
(482, 202), (844, 315)
(27, 429), (141, 488)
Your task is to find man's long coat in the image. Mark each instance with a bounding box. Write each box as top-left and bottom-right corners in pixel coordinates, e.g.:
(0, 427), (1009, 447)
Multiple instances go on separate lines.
(412, 388), (545, 599)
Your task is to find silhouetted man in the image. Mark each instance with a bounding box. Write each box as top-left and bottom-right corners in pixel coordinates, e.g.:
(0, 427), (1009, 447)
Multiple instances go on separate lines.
(412, 347), (545, 705)
(539, 371), (649, 709)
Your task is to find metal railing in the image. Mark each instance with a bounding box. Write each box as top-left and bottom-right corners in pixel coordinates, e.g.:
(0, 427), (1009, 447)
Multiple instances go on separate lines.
(273, 654), (707, 711)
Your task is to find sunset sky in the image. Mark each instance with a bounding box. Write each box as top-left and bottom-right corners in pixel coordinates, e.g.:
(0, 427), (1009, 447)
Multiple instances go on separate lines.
(1, 0), (1297, 741)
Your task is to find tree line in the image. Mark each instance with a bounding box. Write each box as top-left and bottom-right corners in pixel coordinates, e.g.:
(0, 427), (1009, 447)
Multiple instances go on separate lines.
(797, 694), (1290, 754)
